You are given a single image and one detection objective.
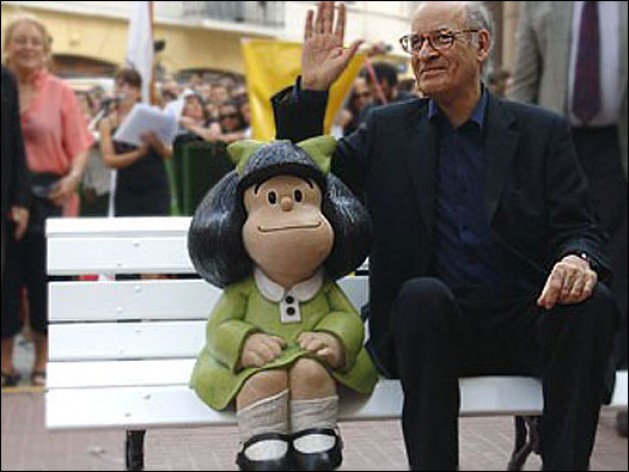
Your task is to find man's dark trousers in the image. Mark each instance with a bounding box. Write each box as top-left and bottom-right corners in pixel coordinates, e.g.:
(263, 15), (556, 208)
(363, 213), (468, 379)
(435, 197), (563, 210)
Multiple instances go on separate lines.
(391, 277), (617, 471)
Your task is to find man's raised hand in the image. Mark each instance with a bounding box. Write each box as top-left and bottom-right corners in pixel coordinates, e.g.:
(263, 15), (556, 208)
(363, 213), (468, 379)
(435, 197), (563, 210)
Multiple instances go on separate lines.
(302, 1), (363, 91)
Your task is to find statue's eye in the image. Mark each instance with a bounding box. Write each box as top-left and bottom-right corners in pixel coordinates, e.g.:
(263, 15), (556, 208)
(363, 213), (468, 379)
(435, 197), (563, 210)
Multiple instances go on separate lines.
(294, 189), (303, 203)
(268, 191), (277, 205)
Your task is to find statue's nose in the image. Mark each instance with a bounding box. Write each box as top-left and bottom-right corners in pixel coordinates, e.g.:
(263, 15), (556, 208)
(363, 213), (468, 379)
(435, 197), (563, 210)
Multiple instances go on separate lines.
(280, 195), (293, 212)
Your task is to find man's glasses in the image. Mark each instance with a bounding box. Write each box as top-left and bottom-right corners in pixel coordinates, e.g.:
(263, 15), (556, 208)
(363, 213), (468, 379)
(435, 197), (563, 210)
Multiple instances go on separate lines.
(354, 92), (371, 99)
(219, 113), (239, 120)
(399, 29), (479, 55)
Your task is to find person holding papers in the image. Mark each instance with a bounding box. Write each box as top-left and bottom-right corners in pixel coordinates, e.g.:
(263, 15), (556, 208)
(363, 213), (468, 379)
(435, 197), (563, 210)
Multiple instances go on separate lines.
(99, 68), (172, 216)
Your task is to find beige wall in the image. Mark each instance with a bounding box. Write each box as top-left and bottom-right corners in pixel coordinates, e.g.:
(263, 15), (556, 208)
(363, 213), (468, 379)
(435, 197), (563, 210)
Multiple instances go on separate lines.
(501, 1), (521, 73)
(1, 4), (264, 76)
(152, 24), (250, 75)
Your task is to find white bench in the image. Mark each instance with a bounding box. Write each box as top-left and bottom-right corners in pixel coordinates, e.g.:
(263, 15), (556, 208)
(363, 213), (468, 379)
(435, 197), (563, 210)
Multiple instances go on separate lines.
(45, 216), (628, 470)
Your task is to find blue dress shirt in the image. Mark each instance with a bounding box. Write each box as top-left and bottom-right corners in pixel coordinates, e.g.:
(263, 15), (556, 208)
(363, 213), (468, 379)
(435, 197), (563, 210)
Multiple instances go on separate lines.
(429, 89), (513, 290)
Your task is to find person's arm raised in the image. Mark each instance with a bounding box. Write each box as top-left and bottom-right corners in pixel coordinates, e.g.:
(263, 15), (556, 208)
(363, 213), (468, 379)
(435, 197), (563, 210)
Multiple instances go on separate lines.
(301, 1), (362, 91)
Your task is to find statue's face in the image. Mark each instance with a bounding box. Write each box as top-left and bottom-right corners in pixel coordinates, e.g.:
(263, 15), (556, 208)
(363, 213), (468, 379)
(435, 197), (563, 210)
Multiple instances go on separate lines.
(242, 174), (334, 286)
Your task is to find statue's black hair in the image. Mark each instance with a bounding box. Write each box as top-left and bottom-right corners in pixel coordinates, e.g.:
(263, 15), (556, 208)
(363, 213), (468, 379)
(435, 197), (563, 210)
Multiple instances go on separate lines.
(188, 141), (372, 288)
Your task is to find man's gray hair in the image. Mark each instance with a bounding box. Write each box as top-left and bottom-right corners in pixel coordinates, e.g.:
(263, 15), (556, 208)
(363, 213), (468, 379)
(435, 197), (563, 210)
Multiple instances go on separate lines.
(464, 1), (494, 40)
(463, 2), (495, 81)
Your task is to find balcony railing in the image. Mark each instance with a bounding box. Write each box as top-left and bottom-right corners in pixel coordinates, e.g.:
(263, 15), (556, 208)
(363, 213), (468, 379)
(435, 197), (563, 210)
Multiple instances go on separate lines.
(182, 1), (285, 28)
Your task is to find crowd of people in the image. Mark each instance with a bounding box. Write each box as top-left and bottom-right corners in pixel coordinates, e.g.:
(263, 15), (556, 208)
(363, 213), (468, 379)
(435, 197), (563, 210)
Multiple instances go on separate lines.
(80, 71), (253, 218)
(0, 2), (627, 470)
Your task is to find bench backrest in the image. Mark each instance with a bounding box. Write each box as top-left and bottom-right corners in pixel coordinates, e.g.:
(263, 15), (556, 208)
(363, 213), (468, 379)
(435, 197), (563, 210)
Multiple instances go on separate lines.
(47, 217), (370, 359)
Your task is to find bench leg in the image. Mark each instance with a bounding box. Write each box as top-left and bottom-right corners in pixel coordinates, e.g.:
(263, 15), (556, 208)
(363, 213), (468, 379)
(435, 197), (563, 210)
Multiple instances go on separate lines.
(126, 430), (146, 471)
(507, 415), (540, 471)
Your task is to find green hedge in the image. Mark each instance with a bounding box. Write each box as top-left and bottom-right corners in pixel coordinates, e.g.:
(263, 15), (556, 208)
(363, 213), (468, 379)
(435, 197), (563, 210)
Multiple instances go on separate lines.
(169, 140), (235, 216)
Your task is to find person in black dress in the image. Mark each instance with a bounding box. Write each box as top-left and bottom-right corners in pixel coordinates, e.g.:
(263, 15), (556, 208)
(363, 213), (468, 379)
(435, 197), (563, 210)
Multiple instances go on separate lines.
(99, 68), (172, 216)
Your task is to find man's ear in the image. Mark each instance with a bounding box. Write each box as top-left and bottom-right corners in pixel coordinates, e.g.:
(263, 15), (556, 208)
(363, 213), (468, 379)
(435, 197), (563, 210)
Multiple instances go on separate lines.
(476, 30), (491, 61)
(478, 30), (491, 53)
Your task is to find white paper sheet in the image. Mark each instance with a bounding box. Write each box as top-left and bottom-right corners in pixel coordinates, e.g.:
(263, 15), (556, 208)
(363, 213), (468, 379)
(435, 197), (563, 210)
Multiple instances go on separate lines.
(113, 103), (178, 147)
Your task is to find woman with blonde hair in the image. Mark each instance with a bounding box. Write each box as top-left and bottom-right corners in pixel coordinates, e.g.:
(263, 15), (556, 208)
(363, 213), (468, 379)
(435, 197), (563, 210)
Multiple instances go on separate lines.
(1, 14), (92, 387)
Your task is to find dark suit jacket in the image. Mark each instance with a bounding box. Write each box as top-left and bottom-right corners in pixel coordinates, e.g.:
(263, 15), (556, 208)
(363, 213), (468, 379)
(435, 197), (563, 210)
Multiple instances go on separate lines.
(1, 65), (30, 217)
(273, 87), (609, 376)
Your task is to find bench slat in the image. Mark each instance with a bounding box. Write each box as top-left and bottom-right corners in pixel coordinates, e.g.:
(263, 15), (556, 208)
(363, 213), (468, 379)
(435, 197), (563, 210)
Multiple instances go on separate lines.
(46, 216), (191, 237)
(49, 279), (219, 322)
(45, 368), (628, 430)
(49, 321), (205, 361)
(47, 357), (628, 414)
(48, 277), (369, 322)
(612, 371), (628, 407)
(47, 359), (196, 388)
(45, 376), (553, 430)
(48, 362), (545, 414)
(48, 236), (194, 275)
(46, 385), (236, 429)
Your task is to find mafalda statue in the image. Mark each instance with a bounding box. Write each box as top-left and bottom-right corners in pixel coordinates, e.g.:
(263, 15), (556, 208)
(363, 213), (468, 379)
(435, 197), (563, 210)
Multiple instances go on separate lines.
(187, 136), (378, 471)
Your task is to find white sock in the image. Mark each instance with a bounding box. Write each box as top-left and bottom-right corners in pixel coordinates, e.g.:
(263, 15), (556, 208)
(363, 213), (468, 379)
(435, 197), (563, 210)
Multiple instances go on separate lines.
(237, 390), (289, 461)
(291, 395), (339, 454)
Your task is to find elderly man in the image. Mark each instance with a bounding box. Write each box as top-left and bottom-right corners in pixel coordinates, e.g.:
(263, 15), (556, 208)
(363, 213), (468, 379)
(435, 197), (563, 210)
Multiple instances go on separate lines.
(271, 1), (618, 470)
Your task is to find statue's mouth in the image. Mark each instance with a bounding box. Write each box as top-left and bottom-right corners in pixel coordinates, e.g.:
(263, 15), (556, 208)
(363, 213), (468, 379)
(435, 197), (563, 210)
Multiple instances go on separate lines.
(258, 221), (322, 233)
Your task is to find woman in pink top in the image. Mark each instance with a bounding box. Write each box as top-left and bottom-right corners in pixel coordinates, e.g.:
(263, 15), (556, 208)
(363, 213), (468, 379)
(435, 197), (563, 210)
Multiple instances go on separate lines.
(1, 15), (92, 388)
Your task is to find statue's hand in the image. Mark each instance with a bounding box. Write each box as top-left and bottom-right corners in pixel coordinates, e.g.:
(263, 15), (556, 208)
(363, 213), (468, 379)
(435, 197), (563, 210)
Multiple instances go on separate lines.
(298, 331), (344, 369)
(240, 333), (287, 368)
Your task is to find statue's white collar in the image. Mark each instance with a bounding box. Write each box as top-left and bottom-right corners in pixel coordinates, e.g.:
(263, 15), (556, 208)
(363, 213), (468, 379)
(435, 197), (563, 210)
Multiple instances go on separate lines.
(254, 267), (323, 303)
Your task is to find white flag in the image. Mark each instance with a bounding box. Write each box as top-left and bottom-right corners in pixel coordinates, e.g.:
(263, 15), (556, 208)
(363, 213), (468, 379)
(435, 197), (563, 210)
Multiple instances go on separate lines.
(126, 1), (153, 103)
(109, 1), (153, 217)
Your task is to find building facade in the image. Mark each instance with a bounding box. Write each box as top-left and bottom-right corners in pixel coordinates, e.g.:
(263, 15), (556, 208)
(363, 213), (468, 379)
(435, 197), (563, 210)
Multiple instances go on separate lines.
(1, 1), (519, 82)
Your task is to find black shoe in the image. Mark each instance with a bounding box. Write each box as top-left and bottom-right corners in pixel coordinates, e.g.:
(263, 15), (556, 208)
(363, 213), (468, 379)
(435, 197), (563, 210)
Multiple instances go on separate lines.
(617, 411), (628, 438)
(291, 427), (343, 471)
(1, 370), (21, 388)
(236, 432), (292, 471)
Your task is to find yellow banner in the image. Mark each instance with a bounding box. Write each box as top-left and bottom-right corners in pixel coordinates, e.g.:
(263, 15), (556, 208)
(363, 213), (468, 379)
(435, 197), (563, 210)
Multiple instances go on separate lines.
(241, 39), (365, 141)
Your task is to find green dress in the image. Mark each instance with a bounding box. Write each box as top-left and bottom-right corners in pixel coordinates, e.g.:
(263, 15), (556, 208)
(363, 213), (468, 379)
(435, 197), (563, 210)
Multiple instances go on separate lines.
(190, 272), (379, 410)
